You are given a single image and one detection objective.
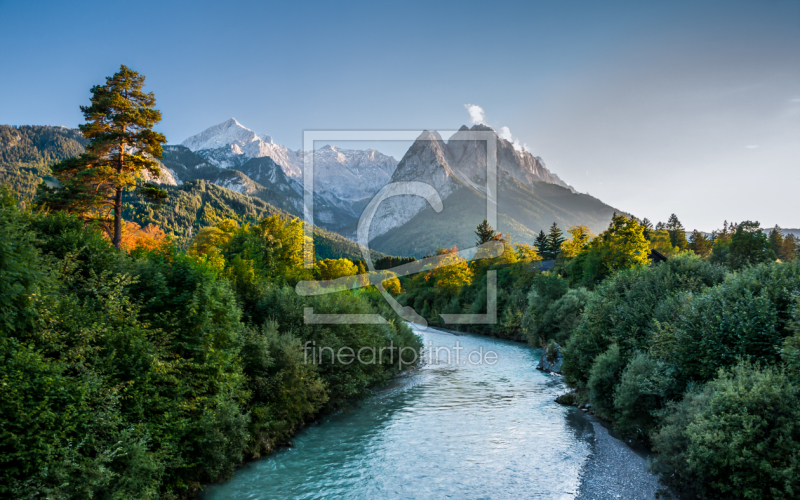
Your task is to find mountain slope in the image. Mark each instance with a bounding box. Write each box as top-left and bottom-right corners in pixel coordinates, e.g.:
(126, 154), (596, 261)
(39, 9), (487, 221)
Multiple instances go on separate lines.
(124, 179), (386, 261)
(366, 125), (622, 257)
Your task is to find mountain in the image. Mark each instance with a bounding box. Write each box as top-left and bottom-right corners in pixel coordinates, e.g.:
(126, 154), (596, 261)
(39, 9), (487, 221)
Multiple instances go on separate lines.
(160, 144), (360, 234)
(365, 125), (622, 257)
(0, 125), (178, 201)
(179, 118), (398, 204)
(311, 145), (397, 202)
(123, 179), (387, 261)
(1, 121), (625, 259)
(181, 118), (303, 177)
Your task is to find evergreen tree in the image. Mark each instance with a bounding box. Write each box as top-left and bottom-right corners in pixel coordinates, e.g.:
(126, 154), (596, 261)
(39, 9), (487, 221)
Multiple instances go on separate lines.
(641, 218), (654, 240)
(665, 213), (689, 250)
(729, 220), (776, 269)
(784, 234), (799, 262)
(534, 230), (549, 258)
(689, 229), (713, 257)
(545, 222), (565, 260)
(769, 226), (788, 260)
(39, 65), (167, 250)
(475, 219), (497, 246)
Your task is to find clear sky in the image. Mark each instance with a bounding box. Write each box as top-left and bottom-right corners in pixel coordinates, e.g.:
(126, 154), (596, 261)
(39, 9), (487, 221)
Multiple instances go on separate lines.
(1, 0), (798, 230)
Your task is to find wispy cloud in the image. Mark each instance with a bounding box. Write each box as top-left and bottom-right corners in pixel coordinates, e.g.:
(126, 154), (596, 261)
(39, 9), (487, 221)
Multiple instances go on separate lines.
(745, 145), (759, 149)
(498, 125), (528, 152)
(464, 104), (485, 125)
(465, 105), (530, 152)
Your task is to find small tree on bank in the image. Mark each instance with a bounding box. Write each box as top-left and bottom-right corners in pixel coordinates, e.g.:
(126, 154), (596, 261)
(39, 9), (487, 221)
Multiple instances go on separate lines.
(40, 65), (167, 250)
(475, 219), (497, 246)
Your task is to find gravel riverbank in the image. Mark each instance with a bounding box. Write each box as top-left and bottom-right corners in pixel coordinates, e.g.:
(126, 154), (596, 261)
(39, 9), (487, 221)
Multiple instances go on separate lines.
(574, 415), (661, 500)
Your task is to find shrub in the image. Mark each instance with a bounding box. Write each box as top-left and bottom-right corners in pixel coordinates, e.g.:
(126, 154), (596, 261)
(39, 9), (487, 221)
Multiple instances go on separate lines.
(650, 363), (800, 500)
(657, 261), (800, 382)
(586, 344), (625, 416)
(562, 253), (726, 387)
(613, 352), (680, 440)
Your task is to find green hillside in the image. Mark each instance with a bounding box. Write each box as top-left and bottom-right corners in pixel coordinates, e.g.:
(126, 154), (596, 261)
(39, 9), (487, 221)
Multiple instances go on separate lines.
(370, 178), (622, 257)
(0, 125), (88, 201)
(124, 179), (385, 261)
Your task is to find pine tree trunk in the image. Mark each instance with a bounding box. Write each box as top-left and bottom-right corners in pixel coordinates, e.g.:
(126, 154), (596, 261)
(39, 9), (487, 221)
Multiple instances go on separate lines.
(113, 138), (124, 250)
(113, 187), (122, 250)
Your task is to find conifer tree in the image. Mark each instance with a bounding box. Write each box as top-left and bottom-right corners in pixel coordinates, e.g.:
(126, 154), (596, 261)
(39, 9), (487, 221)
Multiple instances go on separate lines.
(665, 213), (689, 250)
(641, 218), (654, 240)
(475, 219), (497, 246)
(40, 65), (167, 250)
(534, 230), (549, 258)
(784, 234), (799, 262)
(689, 229), (713, 257)
(545, 222), (565, 259)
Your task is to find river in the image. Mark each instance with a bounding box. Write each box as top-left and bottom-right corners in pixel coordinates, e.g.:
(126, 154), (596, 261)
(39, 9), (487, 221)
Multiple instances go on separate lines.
(201, 324), (619, 499)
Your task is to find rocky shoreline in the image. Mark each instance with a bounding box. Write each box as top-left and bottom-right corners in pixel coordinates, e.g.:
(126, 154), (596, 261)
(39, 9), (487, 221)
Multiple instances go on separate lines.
(536, 344), (664, 499)
(574, 415), (661, 500)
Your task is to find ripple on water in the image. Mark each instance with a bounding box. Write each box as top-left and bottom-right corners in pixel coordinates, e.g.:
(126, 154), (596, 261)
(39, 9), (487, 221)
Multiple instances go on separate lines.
(202, 325), (593, 500)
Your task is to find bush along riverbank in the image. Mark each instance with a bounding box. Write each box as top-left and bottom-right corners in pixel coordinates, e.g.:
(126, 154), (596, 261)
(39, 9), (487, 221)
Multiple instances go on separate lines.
(0, 190), (421, 499)
(393, 216), (800, 499)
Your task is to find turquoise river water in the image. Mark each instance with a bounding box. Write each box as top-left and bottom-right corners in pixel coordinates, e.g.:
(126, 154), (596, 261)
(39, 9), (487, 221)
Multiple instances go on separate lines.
(202, 324), (595, 499)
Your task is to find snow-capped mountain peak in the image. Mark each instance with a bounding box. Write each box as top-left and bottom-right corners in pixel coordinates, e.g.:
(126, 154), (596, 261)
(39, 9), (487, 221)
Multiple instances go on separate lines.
(181, 118), (258, 152)
(180, 118), (303, 177)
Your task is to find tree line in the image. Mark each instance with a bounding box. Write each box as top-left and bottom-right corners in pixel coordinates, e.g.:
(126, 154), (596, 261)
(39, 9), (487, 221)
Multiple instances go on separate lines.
(391, 213), (800, 500)
(0, 65), (421, 499)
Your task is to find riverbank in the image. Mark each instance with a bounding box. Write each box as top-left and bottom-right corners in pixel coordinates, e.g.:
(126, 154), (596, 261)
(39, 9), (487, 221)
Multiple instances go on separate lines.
(574, 414), (661, 500)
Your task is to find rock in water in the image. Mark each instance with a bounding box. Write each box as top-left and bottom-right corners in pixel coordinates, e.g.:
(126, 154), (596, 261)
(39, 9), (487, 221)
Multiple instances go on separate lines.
(536, 342), (563, 374)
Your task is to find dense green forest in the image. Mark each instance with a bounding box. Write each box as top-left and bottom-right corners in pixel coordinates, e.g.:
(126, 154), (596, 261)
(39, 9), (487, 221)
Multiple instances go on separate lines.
(0, 186), (420, 498)
(4, 64), (800, 499)
(389, 215), (800, 500)
(0, 67), (418, 499)
(123, 179), (388, 262)
(0, 125), (88, 202)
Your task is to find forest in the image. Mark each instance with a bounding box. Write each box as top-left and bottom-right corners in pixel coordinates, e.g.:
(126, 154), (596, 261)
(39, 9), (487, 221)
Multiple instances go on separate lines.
(392, 214), (800, 500)
(4, 64), (800, 500)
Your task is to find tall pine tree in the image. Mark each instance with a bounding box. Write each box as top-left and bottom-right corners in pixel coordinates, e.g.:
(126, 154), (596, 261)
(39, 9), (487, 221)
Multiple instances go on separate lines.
(545, 222), (565, 259)
(534, 230), (549, 258)
(665, 213), (689, 250)
(40, 65), (167, 250)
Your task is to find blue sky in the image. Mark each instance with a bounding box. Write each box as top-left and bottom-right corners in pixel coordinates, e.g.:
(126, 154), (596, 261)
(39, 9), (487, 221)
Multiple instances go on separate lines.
(1, 0), (799, 230)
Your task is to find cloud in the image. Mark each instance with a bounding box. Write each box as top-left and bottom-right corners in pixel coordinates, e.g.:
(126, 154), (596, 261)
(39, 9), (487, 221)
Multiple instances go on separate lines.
(464, 104), (485, 125)
(745, 145), (759, 149)
(465, 105), (531, 153)
(498, 125), (527, 152)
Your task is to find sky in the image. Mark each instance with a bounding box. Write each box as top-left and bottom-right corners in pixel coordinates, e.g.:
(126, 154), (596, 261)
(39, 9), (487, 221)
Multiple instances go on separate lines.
(1, 0), (798, 230)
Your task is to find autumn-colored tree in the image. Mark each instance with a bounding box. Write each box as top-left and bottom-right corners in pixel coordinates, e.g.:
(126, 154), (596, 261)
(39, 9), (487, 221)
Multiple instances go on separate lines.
(381, 271), (402, 294)
(560, 225), (593, 258)
(426, 246), (473, 294)
(118, 221), (168, 253)
(317, 258), (358, 281)
(514, 243), (542, 262)
(40, 65), (167, 249)
(649, 229), (679, 257)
